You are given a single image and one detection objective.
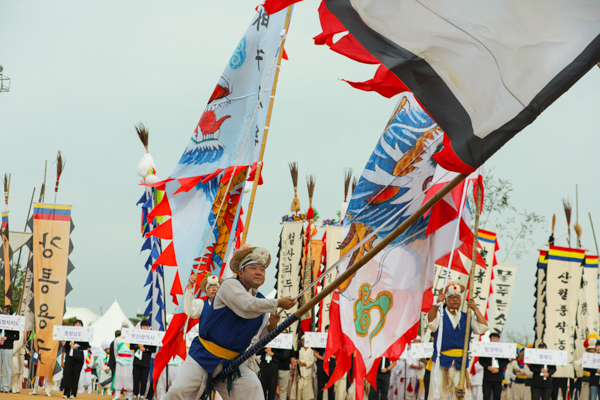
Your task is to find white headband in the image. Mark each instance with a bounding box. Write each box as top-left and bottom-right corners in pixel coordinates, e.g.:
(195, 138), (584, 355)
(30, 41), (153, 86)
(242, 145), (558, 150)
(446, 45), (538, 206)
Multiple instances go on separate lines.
(240, 259), (262, 270)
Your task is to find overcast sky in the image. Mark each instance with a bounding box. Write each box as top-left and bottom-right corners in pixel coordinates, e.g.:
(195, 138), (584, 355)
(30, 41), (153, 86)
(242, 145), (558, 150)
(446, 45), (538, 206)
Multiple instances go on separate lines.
(1, 1), (599, 341)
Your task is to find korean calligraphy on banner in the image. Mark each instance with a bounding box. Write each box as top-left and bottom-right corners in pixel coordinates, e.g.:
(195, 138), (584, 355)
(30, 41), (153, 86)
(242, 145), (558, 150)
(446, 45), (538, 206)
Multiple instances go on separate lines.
(275, 221), (304, 348)
(1, 210), (12, 306)
(465, 229), (497, 316)
(489, 264), (518, 335)
(574, 255), (599, 361)
(535, 250), (548, 346)
(318, 225), (342, 332)
(32, 203), (73, 378)
(544, 245), (585, 378)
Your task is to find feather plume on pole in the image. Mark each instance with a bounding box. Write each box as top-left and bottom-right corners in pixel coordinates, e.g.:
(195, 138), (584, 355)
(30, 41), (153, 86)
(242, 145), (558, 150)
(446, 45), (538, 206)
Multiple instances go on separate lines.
(574, 222), (582, 249)
(135, 123), (159, 184)
(54, 151), (65, 203)
(341, 169), (352, 222)
(549, 213), (556, 245)
(3, 173), (9, 207)
(306, 175), (316, 209)
(563, 198), (572, 248)
(289, 162), (301, 213)
(352, 176), (358, 195)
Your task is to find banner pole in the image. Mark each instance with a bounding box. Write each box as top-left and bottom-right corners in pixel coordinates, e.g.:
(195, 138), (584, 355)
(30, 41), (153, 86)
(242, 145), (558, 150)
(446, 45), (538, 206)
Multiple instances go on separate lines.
(213, 172), (470, 383)
(456, 182), (482, 400)
(241, 6), (292, 246)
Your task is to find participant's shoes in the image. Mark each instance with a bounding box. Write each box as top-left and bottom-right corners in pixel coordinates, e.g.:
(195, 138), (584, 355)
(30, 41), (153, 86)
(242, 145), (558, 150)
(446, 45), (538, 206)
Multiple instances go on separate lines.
(70, 396), (76, 399)
(30, 392), (38, 396)
(46, 393), (52, 397)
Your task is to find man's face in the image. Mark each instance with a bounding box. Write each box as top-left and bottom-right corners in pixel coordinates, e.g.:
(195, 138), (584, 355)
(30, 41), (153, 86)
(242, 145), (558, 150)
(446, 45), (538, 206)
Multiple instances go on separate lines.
(596, 344), (600, 353)
(413, 339), (421, 344)
(241, 263), (266, 289)
(2, 307), (9, 315)
(518, 349), (524, 360)
(446, 294), (462, 310)
(490, 336), (500, 343)
(587, 348), (596, 353)
(74, 321), (83, 327)
(207, 285), (218, 300)
(539, 345), (547, 350)
(141, 325), (150, 330)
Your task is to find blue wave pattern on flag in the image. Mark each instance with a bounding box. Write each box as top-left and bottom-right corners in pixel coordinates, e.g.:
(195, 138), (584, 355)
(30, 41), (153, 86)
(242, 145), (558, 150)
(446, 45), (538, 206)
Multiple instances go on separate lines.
(170, 6), (290, 179)
(328, 93), (443, 393)
(345, 93), (443, 245)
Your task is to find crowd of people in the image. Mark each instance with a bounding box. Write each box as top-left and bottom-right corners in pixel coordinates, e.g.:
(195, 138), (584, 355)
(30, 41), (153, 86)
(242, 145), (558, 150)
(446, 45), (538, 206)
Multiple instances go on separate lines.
(0, 247), (598, 400)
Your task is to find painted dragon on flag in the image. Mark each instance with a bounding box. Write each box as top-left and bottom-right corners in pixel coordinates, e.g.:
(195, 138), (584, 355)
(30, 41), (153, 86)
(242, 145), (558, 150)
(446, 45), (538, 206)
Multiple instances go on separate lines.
(324, 93), (444, 398)
(149, 5), (290, 384)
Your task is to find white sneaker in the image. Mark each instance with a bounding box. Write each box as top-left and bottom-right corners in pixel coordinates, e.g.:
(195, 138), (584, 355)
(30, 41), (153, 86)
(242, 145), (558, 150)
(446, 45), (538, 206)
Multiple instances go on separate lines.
(46, 393), (52, 397)
(30, 392), (38, 396)
(70, 396), (76, 399)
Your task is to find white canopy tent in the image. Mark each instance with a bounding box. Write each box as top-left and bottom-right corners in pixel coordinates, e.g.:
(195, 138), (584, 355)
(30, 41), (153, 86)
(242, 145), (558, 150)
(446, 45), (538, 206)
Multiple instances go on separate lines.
(89, 300), (133, 348)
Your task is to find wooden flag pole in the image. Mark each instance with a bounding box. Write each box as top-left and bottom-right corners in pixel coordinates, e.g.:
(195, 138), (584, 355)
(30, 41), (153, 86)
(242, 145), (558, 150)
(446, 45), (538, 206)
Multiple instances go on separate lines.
(241, 6), (292, 246)
(589, 212), (599, 256)
(3, 173), (11, 307)
(456, 181), (482, 400)
(214, 172), (470, 383)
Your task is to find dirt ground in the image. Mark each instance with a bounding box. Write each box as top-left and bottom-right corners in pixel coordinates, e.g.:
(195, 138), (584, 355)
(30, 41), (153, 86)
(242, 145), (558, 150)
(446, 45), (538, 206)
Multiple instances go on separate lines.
(8, 390), (116, 398)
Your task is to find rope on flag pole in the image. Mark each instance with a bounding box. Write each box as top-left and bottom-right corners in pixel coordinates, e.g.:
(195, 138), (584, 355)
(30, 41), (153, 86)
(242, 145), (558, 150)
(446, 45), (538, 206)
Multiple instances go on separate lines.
(213, 172), (470, 383)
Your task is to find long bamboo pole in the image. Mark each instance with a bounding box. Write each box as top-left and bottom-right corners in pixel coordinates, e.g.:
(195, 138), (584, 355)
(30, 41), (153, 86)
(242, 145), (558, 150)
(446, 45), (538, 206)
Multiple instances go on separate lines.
(241, 6), (292, 246)
(213, 172), (470, 383)
(589, 212), (599, 256)
(456, 182), (482, 400)
(3, 173), (11, 306)
(12, 187), (35, 291)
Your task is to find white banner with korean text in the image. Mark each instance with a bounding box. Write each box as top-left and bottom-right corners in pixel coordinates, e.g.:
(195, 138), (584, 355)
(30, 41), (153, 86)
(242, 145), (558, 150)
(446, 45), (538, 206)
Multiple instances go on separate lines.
(122, 328), (164, 346)
(544, 246), (585, 378)
(275, 221), (304, 349)
(524, 348), (568, 366)
(304, 332), (327, 348)
(489, 264), (518, 335)
(53, 325), (94, 342)
(0, 315), (25, 332)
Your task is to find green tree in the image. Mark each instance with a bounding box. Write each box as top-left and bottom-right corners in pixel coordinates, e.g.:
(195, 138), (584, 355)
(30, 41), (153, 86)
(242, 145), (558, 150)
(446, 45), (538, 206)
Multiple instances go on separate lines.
(0, 262), (27, 311)
(468, 169), (545, 262)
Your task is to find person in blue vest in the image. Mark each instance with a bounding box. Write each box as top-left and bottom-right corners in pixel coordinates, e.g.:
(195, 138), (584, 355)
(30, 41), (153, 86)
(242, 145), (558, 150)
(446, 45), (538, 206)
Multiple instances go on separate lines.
(183, 273), (223, 320)
(164, 246), (297, 400)
(427, 282), (488, 400)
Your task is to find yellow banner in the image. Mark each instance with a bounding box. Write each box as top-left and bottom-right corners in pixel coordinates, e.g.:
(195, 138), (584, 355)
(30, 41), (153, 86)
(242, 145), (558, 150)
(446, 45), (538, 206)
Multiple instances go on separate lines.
(32, 203), (71, 378)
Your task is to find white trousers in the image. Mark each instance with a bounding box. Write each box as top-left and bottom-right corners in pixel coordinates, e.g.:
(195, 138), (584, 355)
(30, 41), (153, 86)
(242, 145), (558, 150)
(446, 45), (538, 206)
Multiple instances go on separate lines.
(32, 376), (52, 395)
(279, 370), (292, 400)
(156, 365), (181, 400)
(429, 365), (472, 400)
(471, 385), (483, 400)
(163, 356), (264, 400)
(0, 348), (13, 391)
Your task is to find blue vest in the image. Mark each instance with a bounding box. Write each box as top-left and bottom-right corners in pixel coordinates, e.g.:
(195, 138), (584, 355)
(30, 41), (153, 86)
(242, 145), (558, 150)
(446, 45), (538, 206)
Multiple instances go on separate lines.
(189, 278), (265, 373)
(431, 310), (470, 368)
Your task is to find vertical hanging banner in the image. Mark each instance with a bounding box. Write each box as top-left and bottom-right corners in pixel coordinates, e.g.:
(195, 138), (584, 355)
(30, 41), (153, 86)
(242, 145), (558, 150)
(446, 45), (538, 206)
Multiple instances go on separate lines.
(575, 255), (599, 354)
(490, 263), (518, 335)
(468, 229), (496, 316)
(544, 245), (585, 378)
(32, 203), (72, 378)
(1, 211), (10, 306)
(275, 220), (304, 345)
(318, 225), (342, 331)
(535, 250), (548, 345)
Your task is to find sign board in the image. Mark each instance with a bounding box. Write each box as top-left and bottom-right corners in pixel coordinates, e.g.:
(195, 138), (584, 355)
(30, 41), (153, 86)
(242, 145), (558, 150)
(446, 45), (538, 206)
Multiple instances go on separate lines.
(53, 326), (94, 342)
(304, 332), (328, 348)
(409, 343), (434, 359)
(524, 348), (568, 366)
(472, 342), (516, 359)
(582, 353), (600, 369)
(121, 328), (164, 346)
(0, 315), (25, 332)
(267, 333), (293, 350)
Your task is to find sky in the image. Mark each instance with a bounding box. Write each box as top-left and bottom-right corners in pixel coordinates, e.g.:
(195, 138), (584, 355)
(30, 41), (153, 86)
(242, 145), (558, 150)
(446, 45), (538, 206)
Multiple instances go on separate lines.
(1, 1), (599, 342)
